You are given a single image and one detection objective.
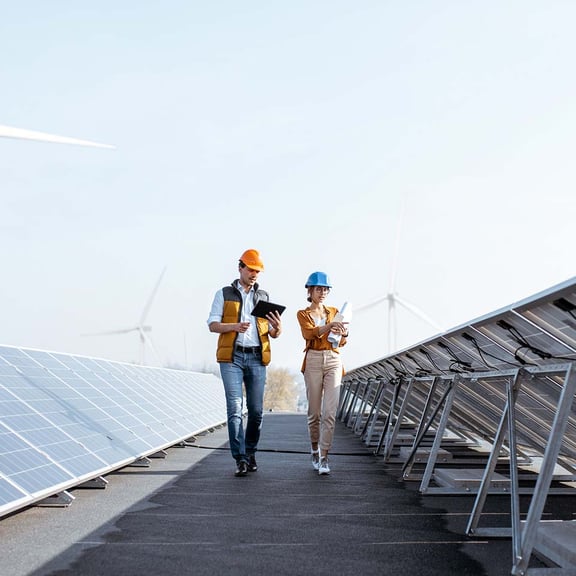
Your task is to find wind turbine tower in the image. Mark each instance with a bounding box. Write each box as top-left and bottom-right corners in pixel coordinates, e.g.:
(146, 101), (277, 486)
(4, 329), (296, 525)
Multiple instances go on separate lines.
(354, 202), (442, 353)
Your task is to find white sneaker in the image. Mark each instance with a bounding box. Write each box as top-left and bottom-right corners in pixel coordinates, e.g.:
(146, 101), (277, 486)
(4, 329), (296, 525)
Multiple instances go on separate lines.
(318, 457), (330, 475)
(311, 450), (320, 471)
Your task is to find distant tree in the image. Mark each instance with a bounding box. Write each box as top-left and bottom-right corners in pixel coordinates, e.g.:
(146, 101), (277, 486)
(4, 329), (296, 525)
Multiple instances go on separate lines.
(264, 367), (298, 411)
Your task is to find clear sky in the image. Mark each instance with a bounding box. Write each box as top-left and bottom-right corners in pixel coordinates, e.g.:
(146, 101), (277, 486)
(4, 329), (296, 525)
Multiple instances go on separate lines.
(2, 1), (575, 376)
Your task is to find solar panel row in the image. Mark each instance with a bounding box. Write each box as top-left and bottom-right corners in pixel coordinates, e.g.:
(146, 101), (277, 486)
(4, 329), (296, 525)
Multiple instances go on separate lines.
(339, 276), (576, 575)
(0, 346), (226, 518)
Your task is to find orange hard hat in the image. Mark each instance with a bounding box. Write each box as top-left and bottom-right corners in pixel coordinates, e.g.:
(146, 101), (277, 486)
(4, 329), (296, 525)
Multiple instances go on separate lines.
(239, 249), (264, 271)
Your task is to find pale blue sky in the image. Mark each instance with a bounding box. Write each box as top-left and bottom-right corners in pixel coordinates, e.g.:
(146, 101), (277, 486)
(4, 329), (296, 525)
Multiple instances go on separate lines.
(2, 1), (575, 374)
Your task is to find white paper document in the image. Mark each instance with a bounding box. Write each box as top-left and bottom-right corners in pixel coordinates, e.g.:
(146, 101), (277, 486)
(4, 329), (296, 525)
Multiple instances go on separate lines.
(328, 301), (352, 348)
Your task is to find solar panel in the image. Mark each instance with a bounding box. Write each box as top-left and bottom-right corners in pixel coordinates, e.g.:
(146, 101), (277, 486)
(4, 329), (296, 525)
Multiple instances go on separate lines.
(0, 346), (226, 519)
(339, 275), (576, 574)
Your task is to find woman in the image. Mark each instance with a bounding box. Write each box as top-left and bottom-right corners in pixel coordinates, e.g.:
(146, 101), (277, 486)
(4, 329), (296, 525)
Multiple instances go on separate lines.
(296, 271), (348, 475)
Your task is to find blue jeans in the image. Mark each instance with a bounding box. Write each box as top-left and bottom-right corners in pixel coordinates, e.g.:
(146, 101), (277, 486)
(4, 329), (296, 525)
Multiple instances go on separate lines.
(219, 349), (266, 462)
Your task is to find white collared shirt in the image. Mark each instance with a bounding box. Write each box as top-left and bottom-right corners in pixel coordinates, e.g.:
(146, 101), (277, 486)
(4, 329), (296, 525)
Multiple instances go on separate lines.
(207, 280), (260, 347)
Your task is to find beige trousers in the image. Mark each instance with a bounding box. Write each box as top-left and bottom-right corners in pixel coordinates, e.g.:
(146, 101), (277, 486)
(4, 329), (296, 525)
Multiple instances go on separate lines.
(304, 349), (342, 453)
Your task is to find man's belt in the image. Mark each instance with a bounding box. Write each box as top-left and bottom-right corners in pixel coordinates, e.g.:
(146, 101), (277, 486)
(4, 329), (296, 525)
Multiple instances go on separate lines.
(235, 345), (261, 353)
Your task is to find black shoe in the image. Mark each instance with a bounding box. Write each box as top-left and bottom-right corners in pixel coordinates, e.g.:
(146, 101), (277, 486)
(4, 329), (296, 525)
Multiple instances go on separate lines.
(235, 460), (248, 477)
(247, 454), (258, 472)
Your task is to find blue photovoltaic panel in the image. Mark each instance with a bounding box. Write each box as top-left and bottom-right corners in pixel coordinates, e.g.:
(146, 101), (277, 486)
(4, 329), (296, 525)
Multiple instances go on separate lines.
(0, 475), (27, 507)
(0, 350), (140, 470)
(0, 420), (75, 494)
(0, 346), (226, 518)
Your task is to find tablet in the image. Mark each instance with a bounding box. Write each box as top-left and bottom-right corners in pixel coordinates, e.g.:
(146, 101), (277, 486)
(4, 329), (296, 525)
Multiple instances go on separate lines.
(251, 300), (286, 319)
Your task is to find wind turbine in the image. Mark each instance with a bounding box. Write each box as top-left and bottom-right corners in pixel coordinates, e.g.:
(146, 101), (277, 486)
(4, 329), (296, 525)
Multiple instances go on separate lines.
(83, 267), (167, 365)
(354, 202), (442, 353)
(0, 124), (114, 148)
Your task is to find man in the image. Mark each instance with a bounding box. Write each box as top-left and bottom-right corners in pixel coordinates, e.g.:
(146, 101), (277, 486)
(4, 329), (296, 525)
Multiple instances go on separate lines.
(207, 249), (282, 477)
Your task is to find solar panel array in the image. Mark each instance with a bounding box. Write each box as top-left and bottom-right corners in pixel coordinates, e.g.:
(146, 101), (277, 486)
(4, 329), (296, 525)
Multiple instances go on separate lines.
(339, 276), (576, 575)
(0, 346), (226, 518)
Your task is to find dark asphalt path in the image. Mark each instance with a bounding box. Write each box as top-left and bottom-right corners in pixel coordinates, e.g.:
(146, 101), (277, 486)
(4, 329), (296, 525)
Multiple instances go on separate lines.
(16, 412), (547, 575)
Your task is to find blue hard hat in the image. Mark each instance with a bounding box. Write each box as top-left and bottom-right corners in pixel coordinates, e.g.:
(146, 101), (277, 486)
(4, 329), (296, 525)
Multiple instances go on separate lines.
(305, 271), (332, 288)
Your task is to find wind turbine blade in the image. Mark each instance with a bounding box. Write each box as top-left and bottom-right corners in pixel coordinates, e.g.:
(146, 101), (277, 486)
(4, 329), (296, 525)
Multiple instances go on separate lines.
(139, 267), (167, 326)
(0, 124), (115, 149)
(81, 327), (139, 336)
(353, 295), (389, 314)
(393, 294), (443, 332)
